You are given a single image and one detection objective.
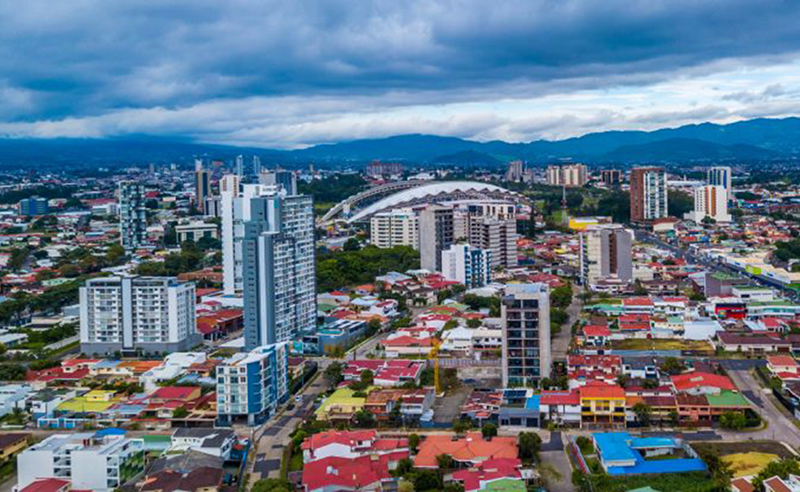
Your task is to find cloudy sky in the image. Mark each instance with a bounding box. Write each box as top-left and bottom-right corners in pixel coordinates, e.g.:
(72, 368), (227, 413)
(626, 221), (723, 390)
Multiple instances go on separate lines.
(2, 1), (800, 148)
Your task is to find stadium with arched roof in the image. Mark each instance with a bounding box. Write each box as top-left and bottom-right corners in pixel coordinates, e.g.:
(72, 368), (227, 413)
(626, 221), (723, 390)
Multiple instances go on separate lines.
(343, 181), (527, 223)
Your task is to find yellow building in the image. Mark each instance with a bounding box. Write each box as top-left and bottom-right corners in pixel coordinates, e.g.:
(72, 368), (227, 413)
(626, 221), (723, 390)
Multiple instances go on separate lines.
(580, 384), (626, 428)
(568, 216), (611, 231)
(314, 388), (368, 422)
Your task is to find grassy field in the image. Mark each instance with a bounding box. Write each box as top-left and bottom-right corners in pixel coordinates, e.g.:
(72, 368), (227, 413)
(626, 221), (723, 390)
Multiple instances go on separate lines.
(610, 338), (714, 352)
(721, 452), (779, 477)
(692, 440), (794, 459)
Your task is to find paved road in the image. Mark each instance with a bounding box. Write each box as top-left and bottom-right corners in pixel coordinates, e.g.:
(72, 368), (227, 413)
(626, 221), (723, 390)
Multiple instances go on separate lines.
(538, 432), (574, 492)
(552, 284), (581, 362)
(245, 330), (388, 487)
(725, 367), (800, 447)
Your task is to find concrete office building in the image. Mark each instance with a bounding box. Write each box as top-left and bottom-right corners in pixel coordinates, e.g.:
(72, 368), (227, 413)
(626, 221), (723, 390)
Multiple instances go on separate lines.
(241, 191), (315, 349)
(18, 196), (49, 216)
(441, 243), (492, 288)
(118, 181), (149, 252)
(16, 433), (144, 492)
(259, 169), (297, 195)
(579, 224), (634, 286)
(504, 160), (525, 182)
(600, 170), (622, 187)
(461, 215), (518, 270)
(370, 208), (419, 249)
(79, 276), (198, 355)
(547, 164), (588, 187)
(707, 166), (732, 193)
(685, 185), (731, 223)
(629, 167), (668, 223)
(175, 221), (219, 243)
(195, 168), (211, 213)
(216, 342), (289, 426)
(501, 283), (551, 388)
(204, 195), (222, 218)
(418, 204), (455, 272)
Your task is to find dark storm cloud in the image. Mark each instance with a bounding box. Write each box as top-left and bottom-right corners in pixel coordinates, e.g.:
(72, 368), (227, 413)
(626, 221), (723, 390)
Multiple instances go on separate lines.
(1, 0), (800, 144)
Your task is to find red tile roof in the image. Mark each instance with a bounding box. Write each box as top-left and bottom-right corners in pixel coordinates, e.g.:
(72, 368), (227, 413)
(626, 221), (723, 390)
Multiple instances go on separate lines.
(150, 386), (200, 401)
(671, 372), (736, 392)
(19, 479), (71, 492)
(582, 325), (611, 337)
(302, 454), (405, 491)
(302, 430), (377, 451)
(452, 458), (522, 492)
(541, 390), (580, 406)
(768, 355), (798, 367)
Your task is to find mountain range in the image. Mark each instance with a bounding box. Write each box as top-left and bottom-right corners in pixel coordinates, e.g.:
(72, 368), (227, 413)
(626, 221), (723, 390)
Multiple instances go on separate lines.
(3, 116), (800, 166)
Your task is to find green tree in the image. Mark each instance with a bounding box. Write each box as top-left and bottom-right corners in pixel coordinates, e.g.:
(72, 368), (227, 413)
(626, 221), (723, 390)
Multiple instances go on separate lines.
(436, 453), (454, 469)
(251, 478), (292, 492)
(632, 402), (652, 426)
(466, 318), (482, 329)
(408, 433), (420, 453)
(700, 450), (733, 490)
(660, 357), (685, 375)
(360, 369), (374, 386)
(719, 411), (746, 430)
(343, 237), (361, 251)
(518, 432), (542, 462)
(551, 284), (573, 309)
(481, 423), (498, 439)
(754, 458), (800, 490)
(395, 457), (414, 476)
(668, 190), (694, 217)
(172, 407), (189, 418)
(324, 361), (344, 387)
(353, 409), (375, 428)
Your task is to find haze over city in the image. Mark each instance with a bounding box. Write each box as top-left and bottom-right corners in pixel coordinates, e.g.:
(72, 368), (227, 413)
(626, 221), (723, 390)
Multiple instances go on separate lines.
(2, 1), (800, 148)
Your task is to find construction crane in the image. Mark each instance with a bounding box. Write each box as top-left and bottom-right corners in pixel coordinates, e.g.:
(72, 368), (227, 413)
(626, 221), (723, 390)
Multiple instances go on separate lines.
(428, 338), (441, 394)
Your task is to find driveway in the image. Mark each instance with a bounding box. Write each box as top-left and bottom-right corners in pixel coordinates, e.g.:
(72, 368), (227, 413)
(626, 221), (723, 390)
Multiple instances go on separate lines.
(539, 432), (574, 492)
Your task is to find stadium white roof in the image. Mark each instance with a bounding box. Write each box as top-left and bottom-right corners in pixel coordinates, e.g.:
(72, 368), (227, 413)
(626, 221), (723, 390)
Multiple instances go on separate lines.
(348, 180), (521, 222)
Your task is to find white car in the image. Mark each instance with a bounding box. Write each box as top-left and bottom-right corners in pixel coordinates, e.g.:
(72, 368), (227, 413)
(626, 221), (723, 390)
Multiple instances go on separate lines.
(294, 395), (304, 403)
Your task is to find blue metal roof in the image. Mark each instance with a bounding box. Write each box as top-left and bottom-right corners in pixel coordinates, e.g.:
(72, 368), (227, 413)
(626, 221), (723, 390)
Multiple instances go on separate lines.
(629, 437), (677, 449)
(595, 432), (637, 463)
(525, 395), (540, 412)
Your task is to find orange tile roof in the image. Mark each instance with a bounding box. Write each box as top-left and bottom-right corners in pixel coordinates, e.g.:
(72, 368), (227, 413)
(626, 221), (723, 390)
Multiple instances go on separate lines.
(580, 383), (625, 400)
(414, 431), (517, 468)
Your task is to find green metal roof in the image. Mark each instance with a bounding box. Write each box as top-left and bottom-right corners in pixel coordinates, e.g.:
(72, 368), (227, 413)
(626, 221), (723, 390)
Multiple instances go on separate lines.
(706, 390), (750, 407)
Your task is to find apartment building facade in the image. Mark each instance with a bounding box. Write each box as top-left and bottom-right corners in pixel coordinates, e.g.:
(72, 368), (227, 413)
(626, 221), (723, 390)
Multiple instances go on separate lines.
(216, 342), (290, 426)
(79, 276), (197, 355)
(501, 283), (551, 388)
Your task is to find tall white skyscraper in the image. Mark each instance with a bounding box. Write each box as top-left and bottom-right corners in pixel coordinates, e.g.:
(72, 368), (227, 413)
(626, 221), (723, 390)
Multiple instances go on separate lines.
(685, 185), (731, 223)
(242, 191), (316, 349)
(707, 166), (732, 193)
(221, 176), (266, 295)
(118, 181), (149, 252)
(235, 155), (244, 176)
(79, 276), (197, 355)
(253, 155), (262, 175)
